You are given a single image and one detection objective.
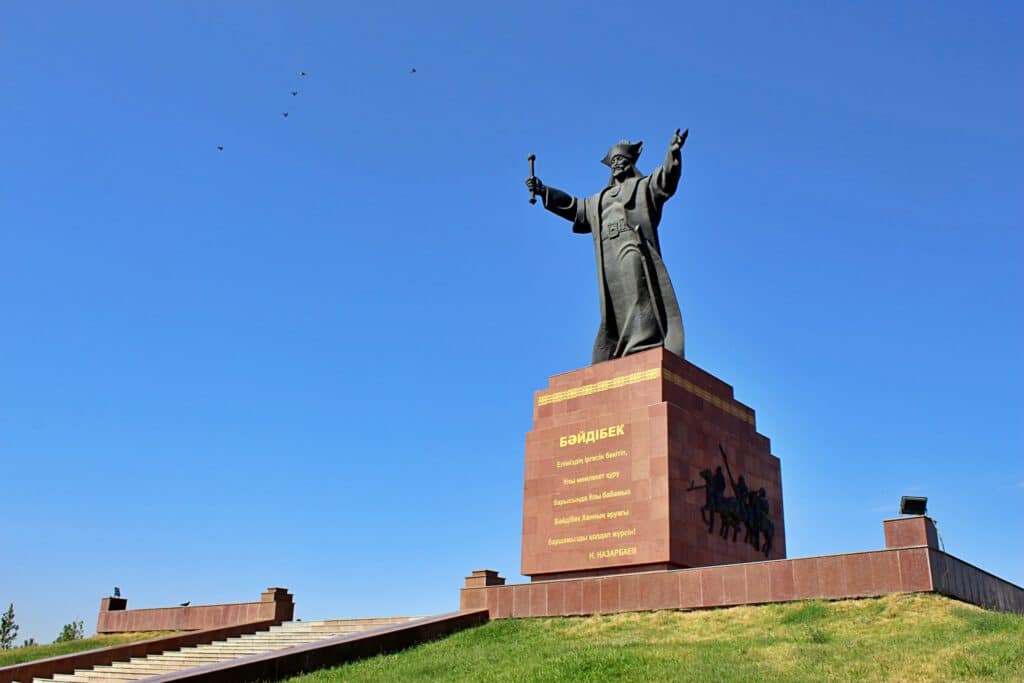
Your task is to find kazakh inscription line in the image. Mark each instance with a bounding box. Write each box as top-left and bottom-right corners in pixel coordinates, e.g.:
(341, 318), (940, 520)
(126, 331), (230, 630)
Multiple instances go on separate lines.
(562, 470), (621, 486)
(547, 527), (638, 546)
(556, 449), (628, 469)
(554, 509), (630, 526)
(552, 489), (631, 507)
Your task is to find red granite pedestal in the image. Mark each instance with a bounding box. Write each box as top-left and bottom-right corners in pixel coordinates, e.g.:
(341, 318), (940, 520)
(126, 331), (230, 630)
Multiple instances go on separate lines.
(522, 348), (785, 580)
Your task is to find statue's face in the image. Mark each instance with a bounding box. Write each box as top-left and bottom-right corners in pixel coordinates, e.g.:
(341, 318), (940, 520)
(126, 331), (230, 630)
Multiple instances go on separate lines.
(610, 154), (633, 179)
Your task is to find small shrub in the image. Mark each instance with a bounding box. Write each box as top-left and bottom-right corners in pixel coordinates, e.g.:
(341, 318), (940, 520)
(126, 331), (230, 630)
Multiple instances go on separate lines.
(54, 621), (85, 643)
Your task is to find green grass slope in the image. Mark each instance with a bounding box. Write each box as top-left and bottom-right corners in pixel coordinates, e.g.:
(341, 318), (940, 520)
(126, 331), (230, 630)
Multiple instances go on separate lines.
(0, 632), (173, 668)
(288, 594), (1023, 682)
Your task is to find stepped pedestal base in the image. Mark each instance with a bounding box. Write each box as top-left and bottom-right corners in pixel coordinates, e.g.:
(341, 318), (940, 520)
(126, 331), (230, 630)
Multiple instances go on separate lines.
(522, 349), (785, 580)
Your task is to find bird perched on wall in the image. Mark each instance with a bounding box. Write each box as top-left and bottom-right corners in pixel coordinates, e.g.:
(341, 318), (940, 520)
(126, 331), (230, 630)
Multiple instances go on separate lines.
(179, 601), (190, 607)
(113, 587), (121, 598)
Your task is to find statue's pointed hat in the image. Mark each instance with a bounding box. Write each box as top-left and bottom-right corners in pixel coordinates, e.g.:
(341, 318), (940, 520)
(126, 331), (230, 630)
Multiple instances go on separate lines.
(601, 139), (643, 167)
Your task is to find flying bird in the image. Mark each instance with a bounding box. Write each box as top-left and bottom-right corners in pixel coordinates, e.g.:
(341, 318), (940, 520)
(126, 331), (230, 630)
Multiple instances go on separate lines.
(290, 91), (298, 96)
(179, 601), (190, 607)
(410, 68), (416, 74)
(282, 112), (289, 118)
(216, 146), (224, 152)
(298, 71), (308, 77)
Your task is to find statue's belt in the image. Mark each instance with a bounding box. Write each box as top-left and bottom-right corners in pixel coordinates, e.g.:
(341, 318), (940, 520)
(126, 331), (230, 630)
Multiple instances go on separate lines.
(602, 220), (639, 240)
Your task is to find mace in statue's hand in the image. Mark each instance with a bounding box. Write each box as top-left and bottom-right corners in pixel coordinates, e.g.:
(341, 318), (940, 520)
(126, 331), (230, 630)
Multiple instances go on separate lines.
(670, 128), (689, 153)
(525, 176), (545, 196)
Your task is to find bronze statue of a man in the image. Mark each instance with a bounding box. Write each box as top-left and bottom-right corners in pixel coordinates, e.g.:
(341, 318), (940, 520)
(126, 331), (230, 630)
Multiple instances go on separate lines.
(526, 129), (688, 364)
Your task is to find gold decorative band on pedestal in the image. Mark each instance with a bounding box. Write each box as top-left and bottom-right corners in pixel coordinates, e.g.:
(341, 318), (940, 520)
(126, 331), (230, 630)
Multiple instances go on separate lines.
(536, 367), (755, 425)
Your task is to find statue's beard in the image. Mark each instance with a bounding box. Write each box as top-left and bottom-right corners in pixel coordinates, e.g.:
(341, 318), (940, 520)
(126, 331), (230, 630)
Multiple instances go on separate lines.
(610, 163), (634, 179)
(610, 165), (636, 183)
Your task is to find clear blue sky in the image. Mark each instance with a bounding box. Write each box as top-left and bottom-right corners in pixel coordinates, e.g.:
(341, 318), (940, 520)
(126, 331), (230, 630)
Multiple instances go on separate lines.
(2, 2), (1021, 643)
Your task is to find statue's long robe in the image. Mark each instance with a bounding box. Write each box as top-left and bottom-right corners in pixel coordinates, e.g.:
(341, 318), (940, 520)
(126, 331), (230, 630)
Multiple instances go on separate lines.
(543, 151), (685, 364)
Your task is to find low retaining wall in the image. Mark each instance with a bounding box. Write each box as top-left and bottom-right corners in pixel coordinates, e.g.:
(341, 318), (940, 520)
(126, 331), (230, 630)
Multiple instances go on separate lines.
(98, 588), (293, 633)
(141, 610), (490, 683)
(461, 517), (1024, 617)
(0, 621), (276, 683)
(930, 550), (1024, 613)
(462, 547), (941, 617)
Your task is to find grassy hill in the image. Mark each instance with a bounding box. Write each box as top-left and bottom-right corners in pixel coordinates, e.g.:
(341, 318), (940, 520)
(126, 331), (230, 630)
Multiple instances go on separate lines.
(0, 632), (173, 668)
(288, 594), (1023, 682)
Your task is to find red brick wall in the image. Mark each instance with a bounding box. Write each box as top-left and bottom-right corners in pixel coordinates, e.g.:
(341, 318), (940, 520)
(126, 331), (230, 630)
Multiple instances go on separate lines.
(465, 548), (933, 618)
(96, 588), (293, 633)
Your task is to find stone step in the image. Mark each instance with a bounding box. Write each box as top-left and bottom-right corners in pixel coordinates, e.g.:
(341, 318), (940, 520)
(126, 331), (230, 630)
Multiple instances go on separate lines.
(188, 643), (303, 650)
(267, 631), (347, 636)
(122, 656), (228, 665)
(134, 653), (247, 662)
(240, 630), (333, 634)
(220, 636), (342, 644)
(120, 663), (222, 672)
(245, 631), (348, 638)
(255, 628), (358, 634)
(117, 657), (227, 666)
(176, 651), (292, 655)
(188, 643), (311, 651)
(152, 649), (274, 658)
(184, 642), (286, 649)
(101, 665), (196, 676)
(103, 666), (214, 676)
(81, 674), (153, 682)
(156, 647), (260, 655)
(72, 671), (142, 681)
(184, 641), (338, 651)
(317, 618), (417, 626)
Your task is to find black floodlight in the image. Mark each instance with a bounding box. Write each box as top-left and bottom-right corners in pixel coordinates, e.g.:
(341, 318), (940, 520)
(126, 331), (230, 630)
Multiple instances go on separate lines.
(899, 496), (928, 515)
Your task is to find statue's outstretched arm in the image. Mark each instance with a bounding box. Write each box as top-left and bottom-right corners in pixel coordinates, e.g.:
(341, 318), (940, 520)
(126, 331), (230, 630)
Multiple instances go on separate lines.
(525, 176), (580, 223)
(652, 128), (688, 201)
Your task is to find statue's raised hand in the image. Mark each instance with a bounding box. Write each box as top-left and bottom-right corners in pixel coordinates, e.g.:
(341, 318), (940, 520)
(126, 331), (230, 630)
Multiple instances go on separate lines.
(525, 176), (545, 195)
(670, 128), (689, 153)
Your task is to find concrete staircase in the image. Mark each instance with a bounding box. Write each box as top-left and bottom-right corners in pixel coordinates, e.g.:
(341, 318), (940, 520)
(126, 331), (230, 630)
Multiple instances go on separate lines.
(30, 618), (416, 683)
